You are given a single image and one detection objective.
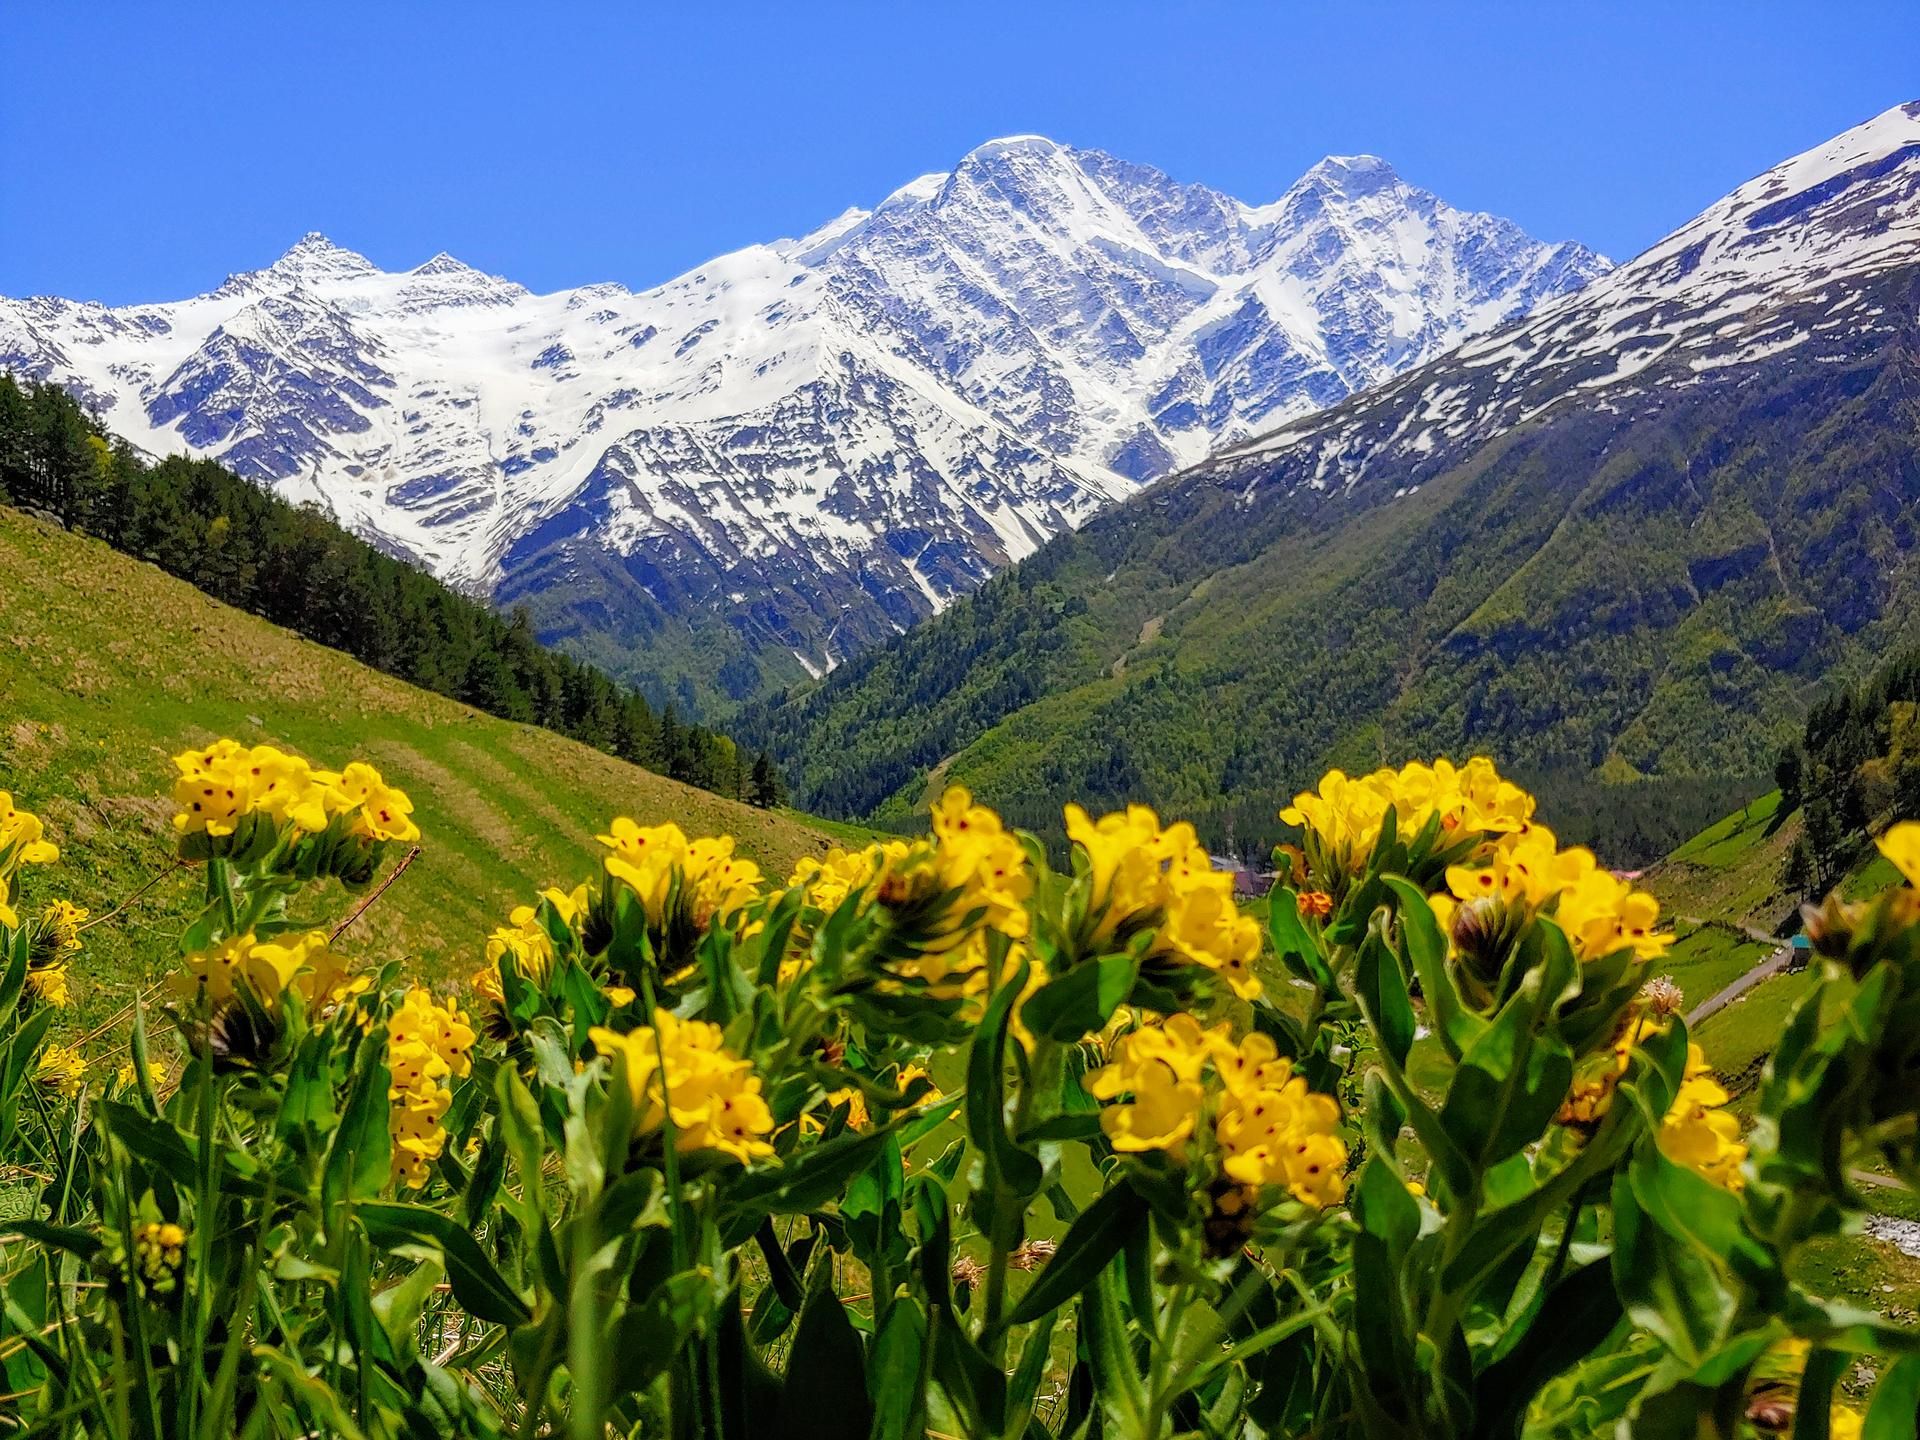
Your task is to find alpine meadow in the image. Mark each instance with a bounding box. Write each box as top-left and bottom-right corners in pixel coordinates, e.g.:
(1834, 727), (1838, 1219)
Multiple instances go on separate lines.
(4, 15), (1920, 1438)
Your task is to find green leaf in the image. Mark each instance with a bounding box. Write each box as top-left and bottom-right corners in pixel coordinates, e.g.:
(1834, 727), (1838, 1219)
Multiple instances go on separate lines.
(1356, 925), (1416, 1067)
(323, 1034), (391, 1212)
(0, 1220), (101, 1262)
(1081, 1262), (1147, 1434)
(935, 1302), (1009, 1435)
(1439, 951), (1574, 1171)
(784, 1263), (876, 1439)
(867, 1296), (931, 1440)
(1793, 1348), (1850, 1440)
(966, 956), (1044, 1199)
(1020, 952), (1138, 1042)
(1383, 875), (1485, 1058)
(1864, 1354), (1920, 1440)
(1609, 1166), (1730, 1365)
(1268, 887), (1337, 990)
(611, 1270), (714, 1396)
(1003, 1182), (1148, 1328)
(356, 1201), (530, 1328)
(722, 1122), (900, 1236)
(1474, 1258), (1624, 1438)
(1351, 1156), (1419, 1260)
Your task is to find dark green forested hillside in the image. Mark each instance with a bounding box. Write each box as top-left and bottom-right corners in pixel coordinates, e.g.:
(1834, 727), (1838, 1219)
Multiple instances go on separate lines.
(0, 375), (783, 806)
(744, 264), (1920, 864)
(1776, 639), (1920, 894)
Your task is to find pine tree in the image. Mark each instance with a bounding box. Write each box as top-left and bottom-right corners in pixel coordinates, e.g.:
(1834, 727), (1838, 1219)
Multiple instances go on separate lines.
(749, 752), (784, 809)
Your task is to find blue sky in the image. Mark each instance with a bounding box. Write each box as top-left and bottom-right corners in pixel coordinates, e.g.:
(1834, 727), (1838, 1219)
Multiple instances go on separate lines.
(4, 1), (1915, 304)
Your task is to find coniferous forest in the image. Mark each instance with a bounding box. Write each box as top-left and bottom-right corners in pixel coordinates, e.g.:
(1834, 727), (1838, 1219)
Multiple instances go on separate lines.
(0, 375), (783, 806)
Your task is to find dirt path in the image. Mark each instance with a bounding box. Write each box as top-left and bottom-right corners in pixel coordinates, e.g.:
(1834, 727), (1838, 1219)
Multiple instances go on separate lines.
(1685, 944), (1793, 1027)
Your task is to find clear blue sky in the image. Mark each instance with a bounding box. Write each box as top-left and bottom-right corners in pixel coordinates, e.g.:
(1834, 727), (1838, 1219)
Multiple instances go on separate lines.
(4, 1), (1915, 304)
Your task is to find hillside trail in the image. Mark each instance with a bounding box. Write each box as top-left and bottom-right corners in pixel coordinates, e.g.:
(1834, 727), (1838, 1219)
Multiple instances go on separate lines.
(1683, 939), (1793, 1027)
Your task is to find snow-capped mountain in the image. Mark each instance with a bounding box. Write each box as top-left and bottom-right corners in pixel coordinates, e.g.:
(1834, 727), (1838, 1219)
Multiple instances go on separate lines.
(750, 102), (1920, 820)
(1204, 100), (1920, 498)
(0, 137), (1605, 698)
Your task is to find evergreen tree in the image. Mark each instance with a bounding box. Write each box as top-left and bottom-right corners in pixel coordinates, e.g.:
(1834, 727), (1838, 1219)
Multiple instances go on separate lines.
(749, 752), (784, 809)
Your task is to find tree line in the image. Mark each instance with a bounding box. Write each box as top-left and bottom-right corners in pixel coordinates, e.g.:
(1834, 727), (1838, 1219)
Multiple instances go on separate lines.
(1776, 643), (1920, 895)
(0, 375), (784, 809)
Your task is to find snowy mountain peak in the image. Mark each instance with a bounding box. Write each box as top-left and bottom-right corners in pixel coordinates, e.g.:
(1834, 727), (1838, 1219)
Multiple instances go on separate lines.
(1293, 153), (1402, 195)
(411, 251), (478, 277)
(266, 232), (379, 282)
(0, 135), (1609, 696)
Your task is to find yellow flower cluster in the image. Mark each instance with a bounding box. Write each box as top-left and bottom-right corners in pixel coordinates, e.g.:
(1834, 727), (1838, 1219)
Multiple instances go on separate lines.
(1086, 1015), (1348, 1207)
(387, 988), (476, 1187)
(783, 791), (1033, 999)
(1282, 758), (1535, 873)
(132, 1220), (188, 1292)
(175, 929), (363, 1010)
(172, 742), (418, 843)
(1429, 824), (1671, 964)
(591, 1010), (775, 1164)
(471, 884), (590, 1004)
(597, 819), (764, 928)
(0, 792), (59, 930)
(34, 1043), (87, 1097)
(786, 840), (911, 916)
(25, 898), (86, 1008)
(1558, 1018), (1745, 1188)
(1066, 803), (1263, 999)
(1657, 1040), (1746, 1190)
(929, 787), (1033, 938)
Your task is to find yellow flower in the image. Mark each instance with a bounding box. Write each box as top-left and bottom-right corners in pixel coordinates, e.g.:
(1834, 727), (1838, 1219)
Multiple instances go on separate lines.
(1432, 823), (1669, 965)
(384, 989), (472, 1188)
(1098, 1059), (1205, 1154)
(599, 818), (688, 916)
(1830, 1408), (1863, 1440)
(786, 841), (909, 914)
(243, 744), (333, 833)
(590, 1010), (775, 1164)
(26, 964), (71, 1008)
(929, 787), (1032, 939)
(169, 742), (418, 846)
(1282, 758), (1535, 876)
(0, 792), (60, 929)
(1878, 821), (1920, 888)
(896, 1062), (941, 1101)
(1658, 1042), (1746, 1189)
(35, 1043), (87, 1097)
(170, 740), (254, 837)
(1065, 802), (1261, 998)
(823, 1086), (871, 1129)
(132, 1220), (188, 1291)
(174, 929), (360, 1009)
(1086, 1014), (1348, 1207)
(600, 820), (763, 930)
(389, 1073), (454, 1187)
(331, 762), (420, 843)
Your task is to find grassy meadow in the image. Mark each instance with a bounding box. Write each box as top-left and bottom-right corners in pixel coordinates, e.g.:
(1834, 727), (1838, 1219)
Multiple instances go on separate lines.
(0, 508), (838, 1041)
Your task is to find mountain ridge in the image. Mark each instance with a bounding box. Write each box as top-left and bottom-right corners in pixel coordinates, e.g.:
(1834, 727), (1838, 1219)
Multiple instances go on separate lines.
(0, 136), (1605, 707)
(743, 102), (1920, 847)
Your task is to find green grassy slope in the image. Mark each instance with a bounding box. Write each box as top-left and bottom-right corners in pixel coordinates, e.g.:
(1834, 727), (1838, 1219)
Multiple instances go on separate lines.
(0, 509), (838, 1034)
(1640, 790), (1801, 935)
